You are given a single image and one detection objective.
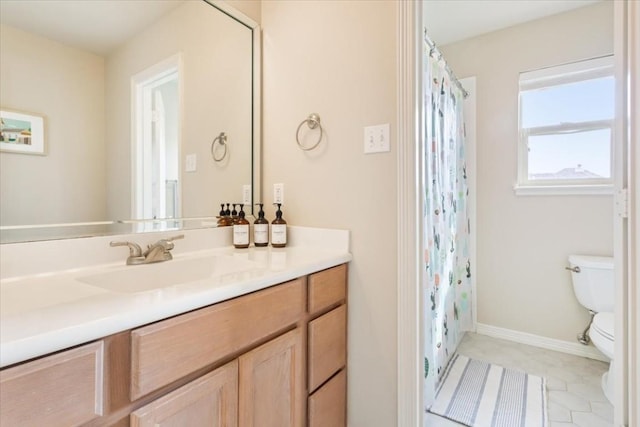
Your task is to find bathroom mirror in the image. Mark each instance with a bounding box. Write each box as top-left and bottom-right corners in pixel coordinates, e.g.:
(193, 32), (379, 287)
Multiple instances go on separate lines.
(0, 0), (260, 243)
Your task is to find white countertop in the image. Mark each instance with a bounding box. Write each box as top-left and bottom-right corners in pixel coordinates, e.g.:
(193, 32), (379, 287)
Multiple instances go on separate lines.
(0, 226), (351, 368)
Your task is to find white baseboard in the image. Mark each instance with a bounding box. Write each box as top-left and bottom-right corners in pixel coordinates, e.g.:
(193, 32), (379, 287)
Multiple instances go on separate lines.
(475, 323), (609, 362)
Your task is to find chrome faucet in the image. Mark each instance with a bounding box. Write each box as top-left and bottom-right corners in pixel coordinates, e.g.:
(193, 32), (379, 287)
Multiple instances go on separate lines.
(110, 234), (184, 265)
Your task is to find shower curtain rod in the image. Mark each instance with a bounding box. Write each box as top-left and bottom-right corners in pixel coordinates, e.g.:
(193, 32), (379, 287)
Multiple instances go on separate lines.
(424, 29), (469, 99)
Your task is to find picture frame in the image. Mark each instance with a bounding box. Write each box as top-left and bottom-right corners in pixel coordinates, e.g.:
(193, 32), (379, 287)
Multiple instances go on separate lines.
(0, 109), (46, 155)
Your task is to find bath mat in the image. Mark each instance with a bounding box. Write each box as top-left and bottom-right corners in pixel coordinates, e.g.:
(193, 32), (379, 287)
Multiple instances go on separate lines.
(428, 354), (548, 427)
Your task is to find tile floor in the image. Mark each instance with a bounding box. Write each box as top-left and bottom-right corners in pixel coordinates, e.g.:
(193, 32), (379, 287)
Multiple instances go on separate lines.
(425, 333), (613, 427)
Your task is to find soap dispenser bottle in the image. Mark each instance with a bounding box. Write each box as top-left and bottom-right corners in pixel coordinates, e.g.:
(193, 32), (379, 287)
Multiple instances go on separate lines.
(217, 204), (231, 227)
(271, 203), (287, 248)
(254, 203), (269, 247)
(233, 204), (250, 248)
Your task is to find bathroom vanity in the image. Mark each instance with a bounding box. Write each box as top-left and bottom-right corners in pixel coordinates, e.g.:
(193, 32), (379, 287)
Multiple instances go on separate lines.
(0, 227), (351, 427)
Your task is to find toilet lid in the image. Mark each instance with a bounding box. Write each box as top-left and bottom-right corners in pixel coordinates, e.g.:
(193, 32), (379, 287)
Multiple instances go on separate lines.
(592, 312), (614, 341)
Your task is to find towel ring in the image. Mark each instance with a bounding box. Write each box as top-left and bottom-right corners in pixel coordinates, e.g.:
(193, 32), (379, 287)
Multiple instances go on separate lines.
(296, 113), (323, 151)
(211, 132), (227, 162)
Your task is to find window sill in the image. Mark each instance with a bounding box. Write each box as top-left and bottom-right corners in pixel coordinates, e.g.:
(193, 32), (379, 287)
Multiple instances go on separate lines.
(513, 183), (614, 196)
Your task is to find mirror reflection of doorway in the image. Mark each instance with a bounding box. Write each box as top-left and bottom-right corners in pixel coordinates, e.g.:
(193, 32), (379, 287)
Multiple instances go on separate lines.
(132, 55), (181, 223)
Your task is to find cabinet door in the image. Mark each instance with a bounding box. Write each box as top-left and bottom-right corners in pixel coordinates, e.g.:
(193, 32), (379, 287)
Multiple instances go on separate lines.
(239, 328), (304, 427)
(131, 360), (238, 427)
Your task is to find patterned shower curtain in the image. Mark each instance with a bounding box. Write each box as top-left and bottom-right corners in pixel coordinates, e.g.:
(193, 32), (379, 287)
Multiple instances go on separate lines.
(422, 43), (473, 411)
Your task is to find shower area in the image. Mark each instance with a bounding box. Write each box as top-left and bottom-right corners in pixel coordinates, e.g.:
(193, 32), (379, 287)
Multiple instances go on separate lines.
(421, 31), (473, 410)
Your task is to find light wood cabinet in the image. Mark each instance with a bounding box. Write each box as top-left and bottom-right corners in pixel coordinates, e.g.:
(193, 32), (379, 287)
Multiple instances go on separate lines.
(0, 341), (104, 427)
(307, 266), (348, 427)
(0, 263), (348, 427)
(239, 328), (304, 427)
(308, 369), (346, 427)
(131, 278), (304, 400)
(308, 263), (347, 315)
(308, 305), (347, 392)
(131, 361), (238, 427)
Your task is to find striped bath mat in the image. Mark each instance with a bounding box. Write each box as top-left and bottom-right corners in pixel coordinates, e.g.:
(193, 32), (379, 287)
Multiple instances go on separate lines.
(428, 354), (548, 427)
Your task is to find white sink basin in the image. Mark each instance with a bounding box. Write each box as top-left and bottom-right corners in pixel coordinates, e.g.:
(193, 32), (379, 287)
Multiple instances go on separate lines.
(78, 255), (259, 293)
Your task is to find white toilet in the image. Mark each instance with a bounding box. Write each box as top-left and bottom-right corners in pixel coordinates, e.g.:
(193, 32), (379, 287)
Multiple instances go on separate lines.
(567, 254), (615, 403)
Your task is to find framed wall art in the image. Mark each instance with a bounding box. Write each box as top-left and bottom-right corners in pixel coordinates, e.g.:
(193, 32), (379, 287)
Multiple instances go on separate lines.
(0, 109), (46, 155)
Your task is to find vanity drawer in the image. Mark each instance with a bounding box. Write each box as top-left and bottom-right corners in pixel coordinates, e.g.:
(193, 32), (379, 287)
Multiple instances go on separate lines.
(308, 264), (347, 315)
(308, 369), (346, 427)
(0, 341), (104, 427)
(308, 304), (347, 392)
(131, 278), (305, 400)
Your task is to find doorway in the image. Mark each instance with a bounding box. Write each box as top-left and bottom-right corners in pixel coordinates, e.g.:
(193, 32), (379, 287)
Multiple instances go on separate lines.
(132, 54), (182, 223)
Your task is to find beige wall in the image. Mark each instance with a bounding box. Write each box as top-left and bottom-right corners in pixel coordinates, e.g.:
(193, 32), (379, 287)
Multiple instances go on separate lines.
(261, 1), (398, 425)
(105, 1), (252, 220)
(223, 0), (261, 24)
(441, 2), (614, 342)
(0, 25), (106, 225)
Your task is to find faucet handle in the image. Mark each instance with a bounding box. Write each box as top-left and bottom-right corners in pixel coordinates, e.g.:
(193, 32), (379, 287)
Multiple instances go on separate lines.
(160, 234), (184, 250)
(148, 234), (184, 253)
(110, 241), (143, 257)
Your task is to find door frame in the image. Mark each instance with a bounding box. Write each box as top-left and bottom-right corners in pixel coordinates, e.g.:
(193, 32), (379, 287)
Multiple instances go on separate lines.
(398, 2), (635, 426)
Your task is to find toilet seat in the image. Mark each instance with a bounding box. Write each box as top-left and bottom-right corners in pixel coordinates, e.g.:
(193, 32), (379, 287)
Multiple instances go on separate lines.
(591, 312), (614, 359)
(592, 312), (614, 341)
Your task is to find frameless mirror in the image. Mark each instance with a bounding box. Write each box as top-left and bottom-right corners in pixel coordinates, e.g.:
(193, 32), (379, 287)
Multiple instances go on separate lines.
(0, 0), (260, 243)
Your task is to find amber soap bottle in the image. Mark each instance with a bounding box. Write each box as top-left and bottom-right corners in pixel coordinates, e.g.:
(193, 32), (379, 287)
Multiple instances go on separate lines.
(254, 203), (269, 247)
(271, 203), (287, 248)
(233, 204), (250, 248)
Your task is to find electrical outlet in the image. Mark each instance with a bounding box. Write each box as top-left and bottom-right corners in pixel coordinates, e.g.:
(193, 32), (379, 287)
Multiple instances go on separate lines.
(273, 183), (284, 204)
(185, 154), (197, 172)
(242, 185), (251, 205)
(364, 123), (390, 154)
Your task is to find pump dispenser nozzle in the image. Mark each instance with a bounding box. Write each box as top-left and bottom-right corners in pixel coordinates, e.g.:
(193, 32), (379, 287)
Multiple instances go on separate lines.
(217, 203), (232, 227)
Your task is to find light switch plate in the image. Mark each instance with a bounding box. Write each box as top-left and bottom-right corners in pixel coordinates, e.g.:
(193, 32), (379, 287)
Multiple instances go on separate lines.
(185, 154), (197, 172)
(364, 123), (391, 154)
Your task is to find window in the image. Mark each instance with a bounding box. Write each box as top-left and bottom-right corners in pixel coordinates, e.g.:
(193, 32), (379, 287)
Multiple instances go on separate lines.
(516, 56), (614, 195)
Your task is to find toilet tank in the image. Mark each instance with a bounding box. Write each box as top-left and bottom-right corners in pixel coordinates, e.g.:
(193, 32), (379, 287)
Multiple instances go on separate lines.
(568, 255), (614, 313)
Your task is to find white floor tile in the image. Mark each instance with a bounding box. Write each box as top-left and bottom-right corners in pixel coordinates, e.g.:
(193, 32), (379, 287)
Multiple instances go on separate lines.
(572, 411), (613, 427)
(567, 382), (609, 403)
(590, 401), (614, 422)
(548, 401), (573, 422)
(548, 390), (591, 412)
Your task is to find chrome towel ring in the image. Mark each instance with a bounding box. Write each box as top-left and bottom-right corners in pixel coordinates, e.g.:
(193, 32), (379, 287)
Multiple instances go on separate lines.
(296, 113), (323, 151)
(211, 132), (227, 162)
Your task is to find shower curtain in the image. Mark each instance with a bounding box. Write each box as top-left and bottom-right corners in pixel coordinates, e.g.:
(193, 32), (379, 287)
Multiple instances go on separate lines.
(422, 43), (472, 410)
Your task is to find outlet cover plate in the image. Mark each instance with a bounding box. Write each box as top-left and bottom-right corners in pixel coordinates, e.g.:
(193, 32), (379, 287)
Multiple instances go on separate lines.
(242, 185), (251, 205)
(273, 183), (284, 204)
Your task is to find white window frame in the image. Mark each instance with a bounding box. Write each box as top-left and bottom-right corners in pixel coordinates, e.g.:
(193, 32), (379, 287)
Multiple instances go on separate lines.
(515, 56), (615, 196)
